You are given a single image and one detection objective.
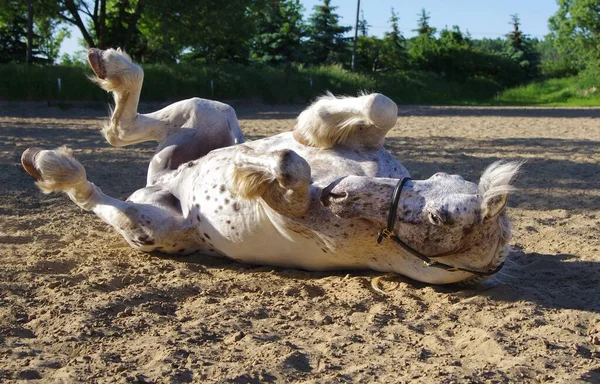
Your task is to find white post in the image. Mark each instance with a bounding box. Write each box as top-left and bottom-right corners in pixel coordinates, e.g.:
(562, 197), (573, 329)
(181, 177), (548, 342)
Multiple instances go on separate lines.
(210, 80), (214, 97)
(57, 78), (62, 96)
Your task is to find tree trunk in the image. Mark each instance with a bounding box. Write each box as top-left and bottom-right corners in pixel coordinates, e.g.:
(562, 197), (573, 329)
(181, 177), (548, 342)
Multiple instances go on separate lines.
(26, 0), (34, 63)
(62, 0), (97, 48)
(98, 0), (106, 48)
(122, 0), (145, 51)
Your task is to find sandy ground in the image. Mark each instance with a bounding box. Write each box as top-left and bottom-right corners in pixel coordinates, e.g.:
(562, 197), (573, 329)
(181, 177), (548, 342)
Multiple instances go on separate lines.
(0, 103), (599, 383)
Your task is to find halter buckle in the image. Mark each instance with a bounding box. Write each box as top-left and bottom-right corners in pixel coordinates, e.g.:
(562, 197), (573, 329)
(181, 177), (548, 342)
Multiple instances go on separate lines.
(377, 228), (394, 244)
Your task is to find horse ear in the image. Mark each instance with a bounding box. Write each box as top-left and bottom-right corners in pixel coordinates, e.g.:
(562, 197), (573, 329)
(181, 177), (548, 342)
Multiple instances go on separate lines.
(478, 161), (522, 220)
(482, 193), (508, 220)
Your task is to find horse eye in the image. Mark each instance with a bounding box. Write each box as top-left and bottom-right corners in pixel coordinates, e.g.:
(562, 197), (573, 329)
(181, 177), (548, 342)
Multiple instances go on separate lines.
(428, 212), (444, 226)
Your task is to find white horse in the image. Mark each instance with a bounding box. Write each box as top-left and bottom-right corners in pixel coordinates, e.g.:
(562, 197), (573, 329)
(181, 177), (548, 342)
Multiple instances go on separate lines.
(21, 48), (520, 285)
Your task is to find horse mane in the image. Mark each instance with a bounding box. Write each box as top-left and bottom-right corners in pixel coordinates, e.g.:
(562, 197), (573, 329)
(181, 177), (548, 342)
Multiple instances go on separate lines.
(478, 160), (523, 243)
(478, 161), (522, 206)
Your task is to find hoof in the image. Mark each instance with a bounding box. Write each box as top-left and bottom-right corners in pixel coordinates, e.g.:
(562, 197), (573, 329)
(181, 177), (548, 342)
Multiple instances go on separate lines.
(87, 48), (106, 79)
(21, 147), (43, 180)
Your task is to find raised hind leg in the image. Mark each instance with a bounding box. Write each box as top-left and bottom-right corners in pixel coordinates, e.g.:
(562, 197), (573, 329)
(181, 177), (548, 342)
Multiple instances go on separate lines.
(21, 147), (200, 254)
(228, 146), (311, 218)
(293, 92), (398, 150)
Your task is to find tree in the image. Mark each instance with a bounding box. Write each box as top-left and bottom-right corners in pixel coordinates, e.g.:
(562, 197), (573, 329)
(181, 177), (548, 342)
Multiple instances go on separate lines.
(56, 0), (145, 51)
(251, 0), (306, 65)
(414, 8), (435, 38)
(506, 14), (524, 52)
(548, 0), (600, 71)
(0, 0), (67, 63)
(379, 8), (407, 71)
(306, 0), (352, 65)
(355, 36), (384, 72)
(505, 14), (540, 79)
(358, 10), (369, 37)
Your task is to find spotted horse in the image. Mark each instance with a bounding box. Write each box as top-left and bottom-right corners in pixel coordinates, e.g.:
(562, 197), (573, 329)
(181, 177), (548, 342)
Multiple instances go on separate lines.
(21, 48), (521, 285)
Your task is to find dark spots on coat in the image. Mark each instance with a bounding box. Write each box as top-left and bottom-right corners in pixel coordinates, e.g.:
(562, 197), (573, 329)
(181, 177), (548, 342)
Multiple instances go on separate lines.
(343, 232), (348, 238)
(226, 220), (231, 224)
(178, 248), (185, 253)
(218, 205), (223, 210)
(204, 190), (208, 194)
(204, 233), (211, 240)
(186, 161), (194, 167)
(206, 195), (210, 200)
(219, 184), (226, 193)
(171, 243), (178, 247)
(230, 226), (235, 230)
(197, 214), (202, 222)
(193, 196), (196, 202)
(233, 202), (240, 211)
(349, 223), (354, 227)
(224, 198), (230, 205)
(212, 184), (217, 189)
(462, 225), (474, 235)
(144, 219), (151, 225)
(321, 248), (328, 253)
(334, 223), (340, 228)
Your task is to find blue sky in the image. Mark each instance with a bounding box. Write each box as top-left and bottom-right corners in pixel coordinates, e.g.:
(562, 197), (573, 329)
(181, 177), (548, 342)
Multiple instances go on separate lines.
(59, 0), (559, 57)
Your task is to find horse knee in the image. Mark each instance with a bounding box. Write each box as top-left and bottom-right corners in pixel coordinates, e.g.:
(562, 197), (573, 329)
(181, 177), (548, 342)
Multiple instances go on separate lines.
(229, 148), (310, 199)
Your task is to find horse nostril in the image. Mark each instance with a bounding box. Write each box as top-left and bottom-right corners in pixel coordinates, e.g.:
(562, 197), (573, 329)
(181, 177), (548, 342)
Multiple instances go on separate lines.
(320, 188), (347, 207)
(328, 192), (347, 201)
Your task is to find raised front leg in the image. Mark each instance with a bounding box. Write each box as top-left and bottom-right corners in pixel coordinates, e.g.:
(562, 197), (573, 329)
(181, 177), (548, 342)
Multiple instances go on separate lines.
(293, 92), (398, 150)
(88, 48), (246, 150)
(228, 146), (311, 218)
(88, 48), (161, 147)
(21, 147), (200, 254)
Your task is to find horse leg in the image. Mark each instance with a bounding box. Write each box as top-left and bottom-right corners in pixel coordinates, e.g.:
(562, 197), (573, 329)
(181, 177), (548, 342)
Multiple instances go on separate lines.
(88, 48), (245, 151)
(21, 147), (199, 254)
(293, 92), (398, 150)
(228, 146), (311, 218)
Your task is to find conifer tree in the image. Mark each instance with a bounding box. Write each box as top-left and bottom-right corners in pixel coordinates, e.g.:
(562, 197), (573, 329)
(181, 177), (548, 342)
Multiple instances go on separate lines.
(252, 0), (305, 65)
(306, 0), (352, 65)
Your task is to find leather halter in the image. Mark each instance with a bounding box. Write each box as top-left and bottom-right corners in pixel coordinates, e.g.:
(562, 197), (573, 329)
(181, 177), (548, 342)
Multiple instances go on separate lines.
(376, 177), (504, 277)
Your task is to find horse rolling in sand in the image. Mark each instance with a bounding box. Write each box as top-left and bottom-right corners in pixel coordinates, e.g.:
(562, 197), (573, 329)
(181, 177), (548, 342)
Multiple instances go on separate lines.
(21, 48), (520, 285)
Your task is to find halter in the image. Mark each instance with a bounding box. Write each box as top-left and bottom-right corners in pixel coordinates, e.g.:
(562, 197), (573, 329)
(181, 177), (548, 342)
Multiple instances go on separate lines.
(376, 177), (504, 278)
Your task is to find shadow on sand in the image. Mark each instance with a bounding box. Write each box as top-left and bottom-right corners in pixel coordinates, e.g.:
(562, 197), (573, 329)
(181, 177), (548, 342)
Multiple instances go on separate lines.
(155, 247), (600, 315)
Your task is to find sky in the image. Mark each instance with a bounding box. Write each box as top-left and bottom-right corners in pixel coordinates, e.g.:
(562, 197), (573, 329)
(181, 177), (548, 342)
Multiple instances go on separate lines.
(59, 0), (559, 57)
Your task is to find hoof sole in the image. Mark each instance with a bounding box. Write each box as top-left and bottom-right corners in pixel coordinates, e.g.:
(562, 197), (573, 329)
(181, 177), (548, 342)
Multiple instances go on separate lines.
(87, 48), (106, 79)
(21, 147), (43, 180)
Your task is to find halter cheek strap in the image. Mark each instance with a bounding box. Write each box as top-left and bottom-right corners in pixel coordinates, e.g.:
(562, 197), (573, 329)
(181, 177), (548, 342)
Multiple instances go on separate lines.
(377, 177), (504, 278)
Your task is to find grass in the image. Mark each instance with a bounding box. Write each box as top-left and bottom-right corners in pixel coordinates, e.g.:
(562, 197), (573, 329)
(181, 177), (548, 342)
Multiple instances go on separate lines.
(1, 62), (599, 106)
(0, 62), (501, 105)
(492, 75), (600, 106)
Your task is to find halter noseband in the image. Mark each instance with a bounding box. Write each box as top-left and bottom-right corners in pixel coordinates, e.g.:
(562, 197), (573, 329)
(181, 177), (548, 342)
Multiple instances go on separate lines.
(376, 177), (504, 278)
